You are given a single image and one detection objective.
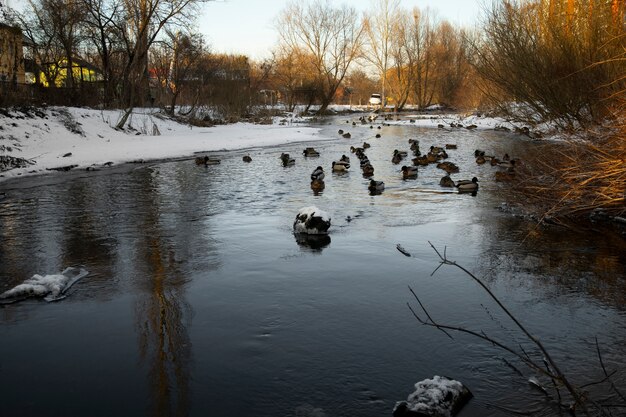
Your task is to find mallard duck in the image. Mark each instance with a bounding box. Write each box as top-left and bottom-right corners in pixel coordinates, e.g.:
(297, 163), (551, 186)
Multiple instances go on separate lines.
(430, 146), (444, 154)
(362, 142), (371, 149)
(392, 153), (403, 164)
(195, 155), (220, 165)
(375, 133), (381, 138)
(280, 153), (295, 166)
(243, 155), (252, 162)
(445, 144), (457, 149)
(338, 129), (344, 135)
(439, 175), (455, 187)
(195, 156), (208, 165)
(332, 160), (350, 172)
(362, 163), (375, 176)
(311, 166), (325, 181)
(310, 179), (325, 192)
(303, 147), (320, 157)
(475, 155), (486, 164)
(474, 149), (485, 157)
(495, 171), (515, 182)
(359, 157), (371, 167)
(437, 161), (459, 173)
(340, 154), (350, 164)
(456, 177), (479, 193)
(368, 179), (385, 192)
(401, 165), (418, 179)
(412, 156), (429, 166)
(498, 159), (516, 170)
(342, 132), (351, 139)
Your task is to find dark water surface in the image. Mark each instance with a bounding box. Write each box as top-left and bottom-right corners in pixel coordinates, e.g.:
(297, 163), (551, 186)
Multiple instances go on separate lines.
(1, 116), (625, 417)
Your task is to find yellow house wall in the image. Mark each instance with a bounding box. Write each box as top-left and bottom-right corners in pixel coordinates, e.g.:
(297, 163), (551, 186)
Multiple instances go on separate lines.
(0, 26), (25, 84)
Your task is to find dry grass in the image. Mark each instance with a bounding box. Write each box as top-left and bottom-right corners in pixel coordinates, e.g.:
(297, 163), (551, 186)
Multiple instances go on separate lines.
(506, 122), (626, 223)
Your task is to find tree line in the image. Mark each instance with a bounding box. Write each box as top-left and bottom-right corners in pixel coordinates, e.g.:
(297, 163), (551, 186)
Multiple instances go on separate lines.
(1, 0), (624, 128)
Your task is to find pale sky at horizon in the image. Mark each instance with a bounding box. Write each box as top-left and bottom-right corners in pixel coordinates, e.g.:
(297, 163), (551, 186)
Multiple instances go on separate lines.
(198, 0), (487, 60)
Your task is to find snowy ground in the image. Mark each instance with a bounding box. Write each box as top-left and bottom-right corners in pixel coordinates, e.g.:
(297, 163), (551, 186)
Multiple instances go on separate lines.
(0, 106), (521, 183)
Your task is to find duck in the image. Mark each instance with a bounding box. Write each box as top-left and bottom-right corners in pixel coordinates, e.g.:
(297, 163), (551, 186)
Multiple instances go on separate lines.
(332, 160), (350, 172)
(498, 159), (516, 170)
(338, 129), (344, 135)
(474, 149), (485, 157)
(362, 142), (371, 149)
(280, 153), (295, 166)
(310, 179), (325, 192)
(439, 175), (455, 187)
(342, 132), (351, 139)
(311, 166), (325, 181)
(392, 153), (403, 164)
(195, 155), (221, 165)
(375, 133), (381, 138)
(368, 179), (385, 192)
(436, 161), (459, 173)
(475, 155), (486, 164)
(412, 155), (429, 166)
(362, 163), (375, 176)
(340, 154), (350, 164)
(242, 155), (252, 162)
(401, 165), (418, 179)
(455, 177), (479, 193)
(445, 144), (457, 149)
(495, 171), (515, 182)
(303, 147), (320, 157)
(430, 146), (445, 154)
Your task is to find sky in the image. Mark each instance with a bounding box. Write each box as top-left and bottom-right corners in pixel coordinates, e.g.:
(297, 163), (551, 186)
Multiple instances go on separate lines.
(197, 0), (486, 60)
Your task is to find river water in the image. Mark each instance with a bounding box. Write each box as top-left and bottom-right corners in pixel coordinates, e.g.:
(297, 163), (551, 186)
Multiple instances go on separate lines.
(0, 116), (624, 417)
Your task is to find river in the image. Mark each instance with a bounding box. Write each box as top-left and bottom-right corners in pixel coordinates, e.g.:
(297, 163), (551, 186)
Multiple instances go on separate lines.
(0, 115), (624, 417)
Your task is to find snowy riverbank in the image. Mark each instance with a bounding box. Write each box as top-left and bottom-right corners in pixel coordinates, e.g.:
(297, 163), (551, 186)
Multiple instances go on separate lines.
(0, 106), (523, 184)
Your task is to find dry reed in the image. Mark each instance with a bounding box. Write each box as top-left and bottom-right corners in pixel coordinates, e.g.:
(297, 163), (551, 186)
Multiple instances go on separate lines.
(507, 123), (626, 223)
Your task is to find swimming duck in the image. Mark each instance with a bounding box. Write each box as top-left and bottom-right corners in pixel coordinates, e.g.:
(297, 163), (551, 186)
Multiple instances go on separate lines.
(455, 177), (479, 193)
(392, 153), (403, 164)
(436, 161), (459, 173)
(332, 160), (350, 172)
(401, 165), (418, 179)
(362, 163), (375, 176)
(368, 179), (385, 192)
(310, 179), (325, 192)
(439, 175), (455, 187)
(242, 155), (252, 163)
(311, 166), (325, 181)
(303, 147), (320, 157)
(412, 155), (429, 166)
(362, 142), (371, 149)
(445, 144), (457, 149)
(280, 153), (295, 167)
(195, 155), (221, 165)
(375, 133), (381, 138)
(340, 154), (350, 164)
(342, 132), (351, 139)
(475, 155), (486, 164)
(338, 129), (344, 135)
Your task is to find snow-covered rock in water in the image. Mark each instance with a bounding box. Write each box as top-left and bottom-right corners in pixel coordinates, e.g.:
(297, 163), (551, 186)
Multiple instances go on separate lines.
(293, 206), (331, 235)
(0, 267), (89, 303)
(393, 376), (472, 417)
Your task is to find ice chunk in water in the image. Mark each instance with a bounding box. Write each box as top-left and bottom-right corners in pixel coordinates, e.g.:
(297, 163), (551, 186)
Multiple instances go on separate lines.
(0, 267), (88, 303)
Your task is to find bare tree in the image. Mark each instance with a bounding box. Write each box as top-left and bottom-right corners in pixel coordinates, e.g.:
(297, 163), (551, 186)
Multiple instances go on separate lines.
(80, 0), (124, 105)
(407, 7), (437, 109)
(363, 0), (400, 109)
(276, 0), (364, 114)
(13, 0), (83, 89)
(115, 0), (206, 128)
(151, 29), (205, 113)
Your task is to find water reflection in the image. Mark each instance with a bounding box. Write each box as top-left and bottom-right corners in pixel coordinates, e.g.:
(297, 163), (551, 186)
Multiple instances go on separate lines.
(294, 233), (331, 252)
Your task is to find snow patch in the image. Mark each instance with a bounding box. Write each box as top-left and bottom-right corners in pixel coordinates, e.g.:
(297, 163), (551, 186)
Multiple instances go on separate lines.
(0, 267), (89, 303)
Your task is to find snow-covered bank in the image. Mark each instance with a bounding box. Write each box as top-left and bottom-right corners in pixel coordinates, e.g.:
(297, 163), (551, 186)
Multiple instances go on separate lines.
(0, 106), (540, 184)
(0, 107), (324, 182)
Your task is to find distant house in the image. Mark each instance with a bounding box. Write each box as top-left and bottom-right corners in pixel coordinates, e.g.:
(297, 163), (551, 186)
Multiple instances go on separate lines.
(0, 23), (25, 85)
(39, 57), (103, 87)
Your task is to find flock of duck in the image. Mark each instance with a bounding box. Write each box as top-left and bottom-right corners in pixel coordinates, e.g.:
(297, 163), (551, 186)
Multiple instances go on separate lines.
(194, 118), (517, 197)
